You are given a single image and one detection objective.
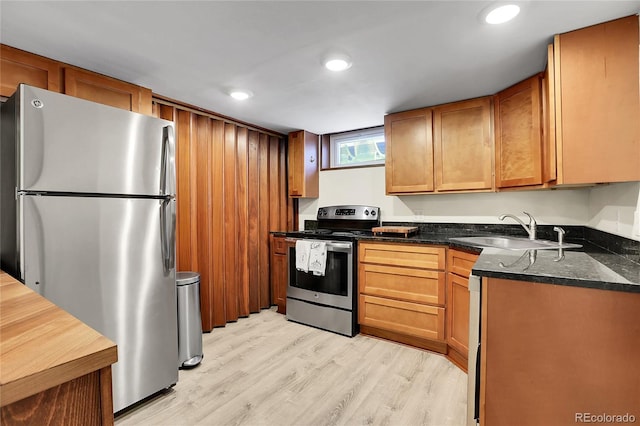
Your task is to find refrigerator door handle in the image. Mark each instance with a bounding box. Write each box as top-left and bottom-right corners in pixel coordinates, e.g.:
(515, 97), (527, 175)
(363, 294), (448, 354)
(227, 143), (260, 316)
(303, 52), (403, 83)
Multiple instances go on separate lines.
(160, 199), (176, 273)
(160, 125), (176, 197)
(20, 195), (45, 289)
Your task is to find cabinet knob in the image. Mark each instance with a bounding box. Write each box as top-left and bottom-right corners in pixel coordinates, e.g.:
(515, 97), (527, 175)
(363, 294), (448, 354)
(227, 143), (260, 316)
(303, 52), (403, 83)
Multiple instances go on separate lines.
(309, 155), (315, 163)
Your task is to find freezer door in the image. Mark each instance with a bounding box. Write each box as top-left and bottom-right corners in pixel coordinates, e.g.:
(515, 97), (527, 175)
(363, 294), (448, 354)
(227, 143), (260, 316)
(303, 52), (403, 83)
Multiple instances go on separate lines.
(17, 85), (175, 197)
(21, 195), (178, 413)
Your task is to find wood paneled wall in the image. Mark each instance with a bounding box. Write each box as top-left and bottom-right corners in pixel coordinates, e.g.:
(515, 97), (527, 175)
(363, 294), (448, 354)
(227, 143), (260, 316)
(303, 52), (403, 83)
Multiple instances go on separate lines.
(152, 101), (288, 331)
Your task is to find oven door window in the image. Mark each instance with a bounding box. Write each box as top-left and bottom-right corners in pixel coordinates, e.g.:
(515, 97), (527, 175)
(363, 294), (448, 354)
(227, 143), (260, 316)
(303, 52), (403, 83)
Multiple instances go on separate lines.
(289, 247), (349, 296)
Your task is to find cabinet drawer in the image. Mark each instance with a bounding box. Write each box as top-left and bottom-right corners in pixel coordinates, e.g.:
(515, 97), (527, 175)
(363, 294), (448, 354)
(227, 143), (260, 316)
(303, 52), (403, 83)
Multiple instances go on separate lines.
(359, 263), (445, 305)
(359, 242), (445, 270)
(447, 249), (479, 277)
(359, 294), (445, 341)
(271, 236), (288, 255)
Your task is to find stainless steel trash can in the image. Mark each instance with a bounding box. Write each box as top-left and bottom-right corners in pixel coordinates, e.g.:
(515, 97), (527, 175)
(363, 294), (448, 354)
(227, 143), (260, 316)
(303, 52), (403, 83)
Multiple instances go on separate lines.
(176, 271), (203, 368)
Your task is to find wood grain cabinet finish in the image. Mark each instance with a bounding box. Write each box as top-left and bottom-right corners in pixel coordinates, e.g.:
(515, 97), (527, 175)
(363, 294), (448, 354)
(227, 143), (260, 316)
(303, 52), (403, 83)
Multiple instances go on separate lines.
(384, 108), (434, 194)
(270, 235), (293, 314)
(1, 45), (62, 97)
(358, 242), (447, 353)
(494, 74), (545, 188)
(152, 102), (288, 332)
(433, 97), (494, 192)
(288, 130), (319, 198)
(1, 272), (116, 426)
(0, 44), (153, 114)
(64, 67), (153, 115)
(480, 278), (640, 426)
(2, 44), (290, 332)
(553, 15), (640, 184)
(445, 249), (478, 372)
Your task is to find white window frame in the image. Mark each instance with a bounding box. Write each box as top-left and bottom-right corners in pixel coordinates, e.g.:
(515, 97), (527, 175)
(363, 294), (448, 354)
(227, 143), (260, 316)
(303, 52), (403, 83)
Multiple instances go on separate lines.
(329, 126), (385, 168)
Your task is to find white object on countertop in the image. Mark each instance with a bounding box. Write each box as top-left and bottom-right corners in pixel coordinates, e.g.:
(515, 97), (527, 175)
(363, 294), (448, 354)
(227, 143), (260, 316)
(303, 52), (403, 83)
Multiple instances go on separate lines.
(308, 241), (327, 276)
(295, 240), (311, 273)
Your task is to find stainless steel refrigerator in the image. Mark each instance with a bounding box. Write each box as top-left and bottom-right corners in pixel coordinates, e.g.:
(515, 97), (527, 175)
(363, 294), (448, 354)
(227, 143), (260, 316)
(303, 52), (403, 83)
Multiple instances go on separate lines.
(0, 84), (178, 413)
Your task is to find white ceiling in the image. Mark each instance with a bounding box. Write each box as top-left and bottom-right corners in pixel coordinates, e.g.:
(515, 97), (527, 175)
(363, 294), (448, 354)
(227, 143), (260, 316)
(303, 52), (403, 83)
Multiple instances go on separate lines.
(1, 1), (639, 135)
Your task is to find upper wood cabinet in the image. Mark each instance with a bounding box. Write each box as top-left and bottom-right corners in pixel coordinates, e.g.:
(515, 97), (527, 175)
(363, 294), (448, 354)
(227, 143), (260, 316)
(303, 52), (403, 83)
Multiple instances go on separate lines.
(494, 74), (544, 188)
(385, 98), (494, 195)
(553, 15), (640, 184)
(433, 97), (494, 192)
(541, 44), (558, 183)
(0, 44), (153, 115)
(1, 45), (62, 97)
(64, 67), (152, 115)
(288, 130), (319, 198)
(384, 108), (434, 194)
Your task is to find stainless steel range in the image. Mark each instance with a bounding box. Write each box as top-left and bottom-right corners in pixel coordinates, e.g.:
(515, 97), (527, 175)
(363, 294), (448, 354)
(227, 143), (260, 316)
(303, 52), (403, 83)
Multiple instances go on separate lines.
(285, 205), (380, 337)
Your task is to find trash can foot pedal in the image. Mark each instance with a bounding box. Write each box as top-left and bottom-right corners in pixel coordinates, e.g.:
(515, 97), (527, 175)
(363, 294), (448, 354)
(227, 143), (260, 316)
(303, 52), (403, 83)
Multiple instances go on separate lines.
(180, 354), (203, 369)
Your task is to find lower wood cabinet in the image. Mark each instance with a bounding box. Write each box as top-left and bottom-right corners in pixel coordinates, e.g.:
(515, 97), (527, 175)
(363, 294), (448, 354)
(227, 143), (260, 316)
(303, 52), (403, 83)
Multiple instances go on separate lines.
(358, 241), (479, 369)
(446, 248), (479, 372)
(359, 294), (445, 342)
(481, 278), (640, 426)
(270, 235), (293, 314)
(1, 367), (113, 426)
(358, 241), (447, 353)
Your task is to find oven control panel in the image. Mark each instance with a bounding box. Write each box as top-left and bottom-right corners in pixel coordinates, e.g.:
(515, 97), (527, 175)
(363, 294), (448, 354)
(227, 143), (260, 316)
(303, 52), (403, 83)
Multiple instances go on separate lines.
(317, 205), (380, 221)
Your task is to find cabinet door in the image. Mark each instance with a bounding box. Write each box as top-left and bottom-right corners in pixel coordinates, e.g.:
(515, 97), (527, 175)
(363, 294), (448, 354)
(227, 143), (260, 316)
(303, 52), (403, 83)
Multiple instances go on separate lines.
(269, 236), (288, 315)
(494, 75), (543, 188)
(554, 15), (640, 184)
(384, 108), (434, 193)
(446, 272), (470, 358)
(270, 235), (290, 314)
(287, 130), (319, 198)
(64, 67), (152, 115)
(433, 97), (493, 192)
(541, 44), (558, 183)
(1, 44), (62, 97)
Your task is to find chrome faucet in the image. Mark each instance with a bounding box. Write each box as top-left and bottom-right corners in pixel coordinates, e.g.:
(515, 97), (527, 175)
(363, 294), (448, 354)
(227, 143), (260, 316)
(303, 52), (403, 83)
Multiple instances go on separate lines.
(499, 211), (537, 240)
(553, 226), (565, 245)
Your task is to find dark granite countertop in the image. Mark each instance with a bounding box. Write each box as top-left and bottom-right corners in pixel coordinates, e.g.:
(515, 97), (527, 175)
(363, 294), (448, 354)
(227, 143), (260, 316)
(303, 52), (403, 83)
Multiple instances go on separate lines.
(277, 222), (640, 293)
(358, 231), (639, 293)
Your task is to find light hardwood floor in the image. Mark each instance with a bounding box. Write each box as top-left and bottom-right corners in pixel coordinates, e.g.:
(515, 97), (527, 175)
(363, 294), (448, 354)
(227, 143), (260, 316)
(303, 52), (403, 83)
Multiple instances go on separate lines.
(116, 308), (467, 426)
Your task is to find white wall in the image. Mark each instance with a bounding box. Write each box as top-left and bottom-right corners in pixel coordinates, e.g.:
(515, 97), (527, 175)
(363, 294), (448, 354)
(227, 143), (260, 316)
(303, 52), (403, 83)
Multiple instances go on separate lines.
(588, 181), (640, 241)
(298, 167), (640, 241)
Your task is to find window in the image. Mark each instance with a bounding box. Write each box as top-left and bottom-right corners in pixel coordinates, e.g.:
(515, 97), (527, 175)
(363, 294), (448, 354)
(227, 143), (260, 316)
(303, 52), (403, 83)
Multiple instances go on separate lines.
(329, 126), (385, 168)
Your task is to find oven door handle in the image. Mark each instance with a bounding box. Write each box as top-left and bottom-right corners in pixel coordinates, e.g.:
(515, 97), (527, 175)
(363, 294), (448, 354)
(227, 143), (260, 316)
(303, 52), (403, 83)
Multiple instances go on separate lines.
(325, 242), (352, 251)
(285, 238), (352, 252)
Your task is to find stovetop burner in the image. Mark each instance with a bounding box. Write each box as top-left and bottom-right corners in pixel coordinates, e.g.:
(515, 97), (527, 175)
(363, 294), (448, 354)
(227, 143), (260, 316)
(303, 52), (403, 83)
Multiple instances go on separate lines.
(297, 229), (374, 237)
(288, 205), (380, 240)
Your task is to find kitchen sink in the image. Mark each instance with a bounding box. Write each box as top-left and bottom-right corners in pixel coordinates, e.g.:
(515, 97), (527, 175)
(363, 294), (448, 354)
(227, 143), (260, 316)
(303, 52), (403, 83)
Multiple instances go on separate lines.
(449, 236), (582, 250)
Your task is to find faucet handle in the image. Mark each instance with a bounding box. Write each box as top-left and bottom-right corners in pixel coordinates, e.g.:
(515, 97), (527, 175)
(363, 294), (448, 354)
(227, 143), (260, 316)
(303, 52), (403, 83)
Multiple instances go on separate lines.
(523, 211), (536, 225)
(553, 226), (565, 245)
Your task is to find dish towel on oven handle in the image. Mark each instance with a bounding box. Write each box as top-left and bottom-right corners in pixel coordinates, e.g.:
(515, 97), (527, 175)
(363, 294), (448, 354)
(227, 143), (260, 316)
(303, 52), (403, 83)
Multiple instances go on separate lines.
(308, 241), (327, 276)
(295, 240), (311, 273)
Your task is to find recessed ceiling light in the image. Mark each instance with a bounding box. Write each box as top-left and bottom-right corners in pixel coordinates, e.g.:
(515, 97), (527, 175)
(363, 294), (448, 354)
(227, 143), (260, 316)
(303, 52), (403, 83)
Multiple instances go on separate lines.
(323, 53), (352, 72)
(485, 4), (520, 24)
(229, 90), (253, 100)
